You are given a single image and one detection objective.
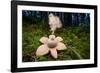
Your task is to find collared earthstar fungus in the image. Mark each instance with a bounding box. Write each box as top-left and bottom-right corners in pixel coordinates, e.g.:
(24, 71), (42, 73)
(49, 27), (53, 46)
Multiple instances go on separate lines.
(36, 13), (67, 59)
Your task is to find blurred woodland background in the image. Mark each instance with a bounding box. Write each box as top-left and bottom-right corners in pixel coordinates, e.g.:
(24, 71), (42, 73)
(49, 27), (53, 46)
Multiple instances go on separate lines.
(22, 10), (90, 62)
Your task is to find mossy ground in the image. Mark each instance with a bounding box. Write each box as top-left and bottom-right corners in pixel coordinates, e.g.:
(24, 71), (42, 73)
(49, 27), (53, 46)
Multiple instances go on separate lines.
(22, 20), (90, 62)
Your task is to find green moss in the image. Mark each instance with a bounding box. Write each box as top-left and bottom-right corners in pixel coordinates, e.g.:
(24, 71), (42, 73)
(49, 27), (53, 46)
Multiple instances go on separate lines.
(22, 19), (90, 62)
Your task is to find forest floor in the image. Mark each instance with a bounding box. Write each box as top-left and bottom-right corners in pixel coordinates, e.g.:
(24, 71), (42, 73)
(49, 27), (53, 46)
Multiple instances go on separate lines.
(22, 22), (90, 62)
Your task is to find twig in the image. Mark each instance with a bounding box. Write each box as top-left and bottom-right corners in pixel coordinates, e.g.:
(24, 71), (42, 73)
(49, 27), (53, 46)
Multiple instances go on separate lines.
(68, 46), (83, 59)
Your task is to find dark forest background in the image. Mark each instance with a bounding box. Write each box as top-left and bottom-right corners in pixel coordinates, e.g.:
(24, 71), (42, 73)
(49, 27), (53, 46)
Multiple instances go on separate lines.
(22, 10), (90, 29)
(22, 10), (90, 62)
